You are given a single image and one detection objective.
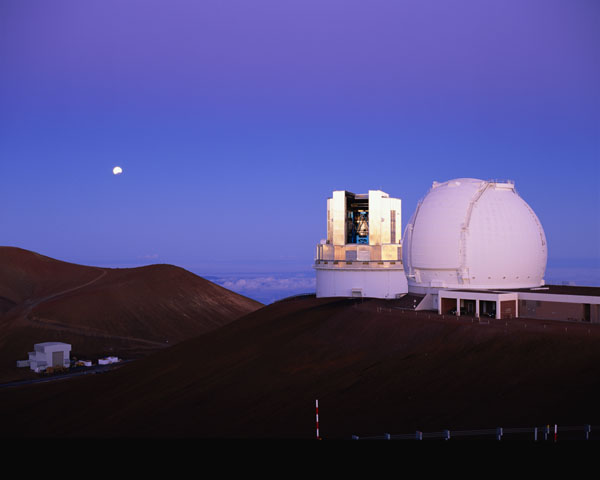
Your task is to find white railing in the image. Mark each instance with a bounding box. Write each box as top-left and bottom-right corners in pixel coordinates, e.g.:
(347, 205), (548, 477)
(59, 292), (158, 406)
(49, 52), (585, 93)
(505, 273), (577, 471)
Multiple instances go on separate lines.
(351, 424), (593, 441)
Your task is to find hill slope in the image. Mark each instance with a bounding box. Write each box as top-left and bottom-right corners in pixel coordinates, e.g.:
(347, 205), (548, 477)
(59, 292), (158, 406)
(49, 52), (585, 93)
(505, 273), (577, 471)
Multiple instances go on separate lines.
(0, 247), (262, 382)
(1, 295), (600, 439)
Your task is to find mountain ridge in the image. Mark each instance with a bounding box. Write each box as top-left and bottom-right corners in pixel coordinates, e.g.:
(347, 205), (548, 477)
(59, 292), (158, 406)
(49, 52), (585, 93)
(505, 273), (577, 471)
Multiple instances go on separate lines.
(0, 246), (262, 382)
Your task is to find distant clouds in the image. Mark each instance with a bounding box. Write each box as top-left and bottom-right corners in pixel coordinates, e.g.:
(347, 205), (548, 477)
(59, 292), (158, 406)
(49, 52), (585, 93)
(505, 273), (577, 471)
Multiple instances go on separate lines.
(221, 275), (315, 292)
(207, 262), (600, 305)
(205, 272), (316, 304)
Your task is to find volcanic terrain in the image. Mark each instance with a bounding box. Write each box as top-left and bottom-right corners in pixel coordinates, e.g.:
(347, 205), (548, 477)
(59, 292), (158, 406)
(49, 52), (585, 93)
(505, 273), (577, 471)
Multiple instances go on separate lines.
(0, 247), (262, 382)
(2, 293), (600, 439)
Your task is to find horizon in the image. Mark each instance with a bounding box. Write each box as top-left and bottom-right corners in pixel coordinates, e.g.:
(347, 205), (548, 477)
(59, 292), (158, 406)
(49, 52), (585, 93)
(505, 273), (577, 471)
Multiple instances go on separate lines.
(1, 0), (598, 303)
(3, 244), (598, 305)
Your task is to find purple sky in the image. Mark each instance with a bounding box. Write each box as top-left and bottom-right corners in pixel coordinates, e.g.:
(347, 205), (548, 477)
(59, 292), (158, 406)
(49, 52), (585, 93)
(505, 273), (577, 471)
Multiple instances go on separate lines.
(1, 0), (598, 292)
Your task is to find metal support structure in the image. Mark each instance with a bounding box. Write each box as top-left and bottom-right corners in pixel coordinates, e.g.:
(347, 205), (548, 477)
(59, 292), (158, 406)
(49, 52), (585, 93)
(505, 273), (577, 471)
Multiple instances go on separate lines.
(458, 182), (490, 284)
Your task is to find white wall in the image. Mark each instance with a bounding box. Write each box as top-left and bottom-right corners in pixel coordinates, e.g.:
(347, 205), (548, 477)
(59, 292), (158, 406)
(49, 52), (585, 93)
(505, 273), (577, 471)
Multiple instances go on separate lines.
(316, 268), (408, 299)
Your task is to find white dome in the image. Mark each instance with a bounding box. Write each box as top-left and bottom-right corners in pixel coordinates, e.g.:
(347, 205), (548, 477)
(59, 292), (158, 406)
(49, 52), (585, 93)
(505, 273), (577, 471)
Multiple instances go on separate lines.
(402, 178), (547, 293)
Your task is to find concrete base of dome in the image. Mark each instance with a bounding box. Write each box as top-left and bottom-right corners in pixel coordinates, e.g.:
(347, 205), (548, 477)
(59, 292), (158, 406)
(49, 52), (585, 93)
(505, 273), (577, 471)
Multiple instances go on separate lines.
(315, 267), (408, 299)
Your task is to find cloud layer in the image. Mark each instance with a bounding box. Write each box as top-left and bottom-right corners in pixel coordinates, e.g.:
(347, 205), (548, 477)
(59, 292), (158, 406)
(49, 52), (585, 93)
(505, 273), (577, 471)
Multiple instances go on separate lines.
(205, 272), (316, 304)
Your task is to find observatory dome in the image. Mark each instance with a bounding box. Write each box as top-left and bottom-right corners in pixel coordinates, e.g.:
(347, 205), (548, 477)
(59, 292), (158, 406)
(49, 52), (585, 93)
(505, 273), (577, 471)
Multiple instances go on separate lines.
(402, 178), (547, 293)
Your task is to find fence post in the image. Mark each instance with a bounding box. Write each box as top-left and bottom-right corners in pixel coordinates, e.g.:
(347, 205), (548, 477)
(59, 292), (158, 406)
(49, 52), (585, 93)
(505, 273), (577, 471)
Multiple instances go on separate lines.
(444, 430), (450, 441)
(496, 427), (503, 441)
(544, 425), (550, 441)
(534, 427), (538, 441)
(315, 399), (320, 440)
(585, 425), (591, 440)
(416, 430), (423, 440)
(554, 424), (558, 442)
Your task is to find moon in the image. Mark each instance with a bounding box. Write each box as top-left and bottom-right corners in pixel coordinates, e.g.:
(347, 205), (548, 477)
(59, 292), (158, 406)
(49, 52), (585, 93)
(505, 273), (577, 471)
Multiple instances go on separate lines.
(113, 166), (123, 175)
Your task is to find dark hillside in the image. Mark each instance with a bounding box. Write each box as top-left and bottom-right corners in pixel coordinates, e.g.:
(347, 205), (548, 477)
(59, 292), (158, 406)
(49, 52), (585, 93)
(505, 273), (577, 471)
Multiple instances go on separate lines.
(1, 295), (599, 438)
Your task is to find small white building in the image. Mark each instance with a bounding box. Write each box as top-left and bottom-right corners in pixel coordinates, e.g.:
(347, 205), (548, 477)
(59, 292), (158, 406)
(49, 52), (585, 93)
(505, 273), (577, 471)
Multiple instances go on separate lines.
(98, 356), (120, 365)
(17, 342), (72, 373)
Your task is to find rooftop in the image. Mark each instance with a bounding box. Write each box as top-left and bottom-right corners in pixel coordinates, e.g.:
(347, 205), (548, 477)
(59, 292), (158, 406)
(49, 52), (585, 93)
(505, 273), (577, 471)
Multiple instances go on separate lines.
(445, 285), (600, 298)
(444, 289), (517, 295)
(506, 285), (600, 297)
(35, 342), (71, 348)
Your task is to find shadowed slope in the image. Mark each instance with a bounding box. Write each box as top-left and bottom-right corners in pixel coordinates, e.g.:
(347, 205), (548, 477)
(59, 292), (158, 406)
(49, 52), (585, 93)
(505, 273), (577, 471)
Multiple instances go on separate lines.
(2, 296), (600, 439)
(0, 247), (101, 310)
(0, 247), (262, 382)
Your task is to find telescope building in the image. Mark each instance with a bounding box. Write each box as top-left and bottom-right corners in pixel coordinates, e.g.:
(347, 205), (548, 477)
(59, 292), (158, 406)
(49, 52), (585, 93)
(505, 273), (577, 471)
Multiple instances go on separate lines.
(313, 179), (600, 323)
(314, 190), (408, 299)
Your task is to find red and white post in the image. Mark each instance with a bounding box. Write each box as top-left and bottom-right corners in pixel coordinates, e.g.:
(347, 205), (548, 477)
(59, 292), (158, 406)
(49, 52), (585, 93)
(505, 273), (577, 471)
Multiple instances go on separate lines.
(316, 399), (320, 439)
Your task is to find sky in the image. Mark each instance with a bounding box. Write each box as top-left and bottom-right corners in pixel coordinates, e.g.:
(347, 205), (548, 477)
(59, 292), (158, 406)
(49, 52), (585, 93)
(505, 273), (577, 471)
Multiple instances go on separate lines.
(1, 0), (598, 302)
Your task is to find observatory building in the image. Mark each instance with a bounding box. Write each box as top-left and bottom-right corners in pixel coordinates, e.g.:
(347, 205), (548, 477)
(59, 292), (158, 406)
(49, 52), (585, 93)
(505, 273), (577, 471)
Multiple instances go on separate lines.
(17, 342), (71, 373)
(314, 190), (408, 298)
(401, 177), (550, 317)
(402, 178), (547, 293)
(313, 179), (600, 323)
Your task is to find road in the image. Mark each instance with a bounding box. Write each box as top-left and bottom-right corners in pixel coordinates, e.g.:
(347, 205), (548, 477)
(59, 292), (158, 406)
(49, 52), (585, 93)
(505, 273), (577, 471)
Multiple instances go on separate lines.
(0, 360), (133, 390)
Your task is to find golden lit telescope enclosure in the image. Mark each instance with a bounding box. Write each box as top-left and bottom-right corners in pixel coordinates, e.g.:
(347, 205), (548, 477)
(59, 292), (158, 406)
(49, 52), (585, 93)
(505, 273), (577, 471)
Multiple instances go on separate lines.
(314, 190), (408, 299)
